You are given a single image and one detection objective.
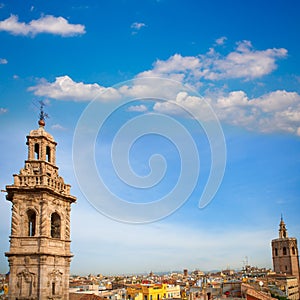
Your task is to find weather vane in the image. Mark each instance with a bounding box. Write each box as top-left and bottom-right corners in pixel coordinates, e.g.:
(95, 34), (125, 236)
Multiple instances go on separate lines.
(38, 100), (49, 127)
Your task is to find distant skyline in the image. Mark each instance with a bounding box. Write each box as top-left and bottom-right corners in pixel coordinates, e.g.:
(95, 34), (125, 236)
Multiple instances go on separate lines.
(1, 0), (300, 275)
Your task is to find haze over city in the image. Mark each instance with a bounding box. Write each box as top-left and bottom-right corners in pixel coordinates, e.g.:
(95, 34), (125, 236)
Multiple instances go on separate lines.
(0, 0), (300, 276)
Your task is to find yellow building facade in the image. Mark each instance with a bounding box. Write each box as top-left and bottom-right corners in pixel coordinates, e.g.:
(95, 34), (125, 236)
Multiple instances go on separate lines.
(127, 283), (181, 300)
(127, 284), (167, 300)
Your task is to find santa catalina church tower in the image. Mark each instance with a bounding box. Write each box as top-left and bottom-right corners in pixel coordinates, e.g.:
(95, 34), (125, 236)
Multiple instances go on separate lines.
(5, 109), (76, 299)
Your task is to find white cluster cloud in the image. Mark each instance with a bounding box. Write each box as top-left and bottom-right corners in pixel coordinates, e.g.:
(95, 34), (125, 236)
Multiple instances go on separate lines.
(207, 41), (287, 80)
(0, 58), (7, 64)
(0, 15), (85, 36)
(29, 76), (181, 102)
(28, 76), (120, 101)
(138, 54), (201, 83)
(217, 90), (300, 134)
(29, 74), (300, 135)
(153, 90), (300, 135)
(127, 104), (148, 112)
(28, 40), (299, 135)
(138, 40), (287, 82)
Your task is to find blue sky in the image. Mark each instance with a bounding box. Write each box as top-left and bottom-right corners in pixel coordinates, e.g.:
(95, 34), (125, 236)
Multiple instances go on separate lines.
(0, 0), (300, 275)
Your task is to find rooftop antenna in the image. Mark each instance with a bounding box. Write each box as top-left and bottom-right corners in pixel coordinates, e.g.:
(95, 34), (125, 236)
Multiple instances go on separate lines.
(242, 256), (248, 267)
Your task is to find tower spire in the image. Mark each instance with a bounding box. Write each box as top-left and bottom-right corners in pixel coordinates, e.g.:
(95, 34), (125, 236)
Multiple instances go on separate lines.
(38, 100), (48, 127)
(279, 215), (288, 238)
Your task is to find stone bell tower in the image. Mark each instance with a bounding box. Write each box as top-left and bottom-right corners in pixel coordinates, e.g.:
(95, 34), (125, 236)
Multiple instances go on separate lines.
(271, 216), (300, 288)
(5, 107), (76, 299)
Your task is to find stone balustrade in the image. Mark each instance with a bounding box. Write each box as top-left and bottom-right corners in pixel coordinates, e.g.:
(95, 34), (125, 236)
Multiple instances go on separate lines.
(13, 174), (71, 195)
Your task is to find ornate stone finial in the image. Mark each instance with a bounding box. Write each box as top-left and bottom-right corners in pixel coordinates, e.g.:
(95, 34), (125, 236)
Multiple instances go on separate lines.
(38, 101), (48, 127)
(280, 214), (284, 227)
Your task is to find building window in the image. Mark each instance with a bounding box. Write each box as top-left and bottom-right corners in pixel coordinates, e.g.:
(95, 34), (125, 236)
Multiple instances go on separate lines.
(51, 213), (61, 238)
(285, 265), (288, 271)
(144, 296), (147, 300)
(292, 247), (295, 255)
(46, 146), (51, 163)
(34, 143), (40, 159)
(27, 209), (36, 236)
(283, 247), (287, 255)
(52, 282), (56, 295)
(275, 248), (278, 256)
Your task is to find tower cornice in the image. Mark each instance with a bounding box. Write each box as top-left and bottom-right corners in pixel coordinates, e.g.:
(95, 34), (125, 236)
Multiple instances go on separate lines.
(5, 184), (76, 203)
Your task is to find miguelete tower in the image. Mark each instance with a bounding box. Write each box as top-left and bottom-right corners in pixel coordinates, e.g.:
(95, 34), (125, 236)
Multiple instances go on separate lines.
(271, 216), (300, 288)
(5, 108), (76, 299)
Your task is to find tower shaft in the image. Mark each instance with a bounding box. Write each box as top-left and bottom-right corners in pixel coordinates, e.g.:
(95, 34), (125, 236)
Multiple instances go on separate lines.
(5, 119), (76, 300)
(271, 217), (300, 297)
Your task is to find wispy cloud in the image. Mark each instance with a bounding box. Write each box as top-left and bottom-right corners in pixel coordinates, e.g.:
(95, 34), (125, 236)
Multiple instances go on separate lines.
(51, 124), (67, 131)
(0, 107), (8, 114)
(215, 36), (227, 46)
(0, 58), (8, 64)
(27, 40), (299, 135)
(131, 22), (146, 30)
(138, 40), (287, 81)
(71, 210), (273, 273)
(0, 15), (86, 37)
(131, 22), (146, 34)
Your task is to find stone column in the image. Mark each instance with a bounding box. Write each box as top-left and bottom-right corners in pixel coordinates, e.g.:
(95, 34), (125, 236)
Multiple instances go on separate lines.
(11, 201), (20, 237)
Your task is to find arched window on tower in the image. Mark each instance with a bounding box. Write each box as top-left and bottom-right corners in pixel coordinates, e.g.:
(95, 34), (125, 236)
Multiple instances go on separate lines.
(27, 209), (36, 236)
(51, 213), (61, 238)
(274, 248), (278, 256)
(283, 247), (287, 255)
(46, 146), (51, 163)
(52, 282), (56, 296)
(34, 143), (40, 160)
(292, 247), (296, 255)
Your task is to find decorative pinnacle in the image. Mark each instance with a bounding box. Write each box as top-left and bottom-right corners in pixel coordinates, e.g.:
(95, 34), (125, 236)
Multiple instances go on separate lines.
(38, 101), (49, 127)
